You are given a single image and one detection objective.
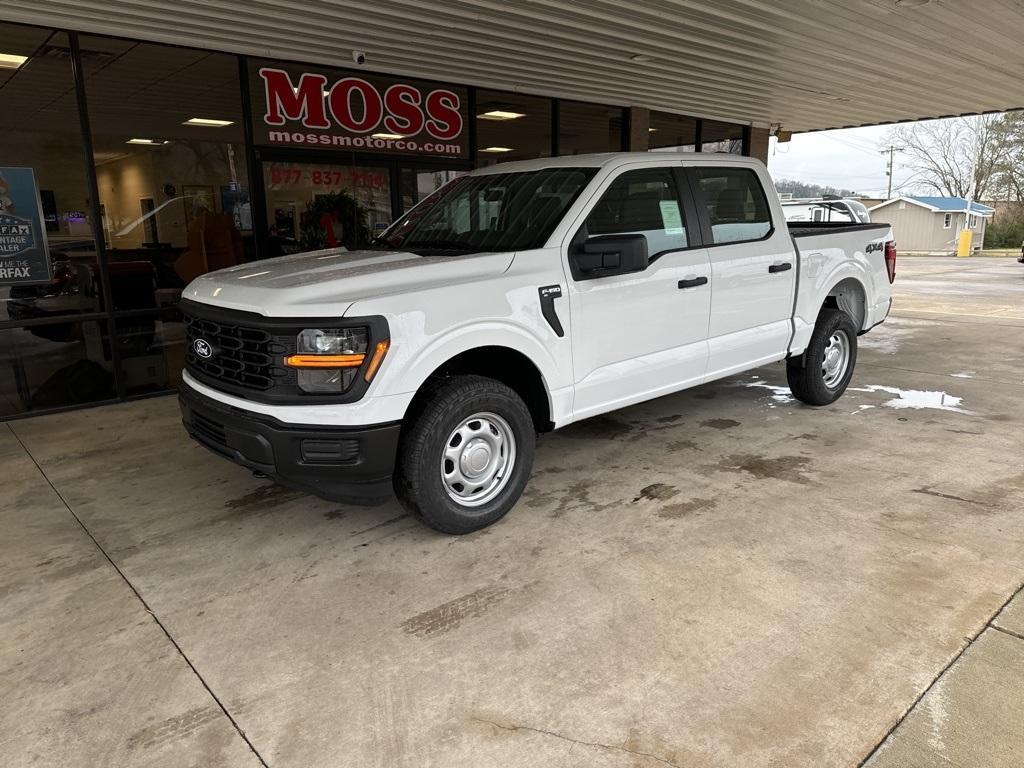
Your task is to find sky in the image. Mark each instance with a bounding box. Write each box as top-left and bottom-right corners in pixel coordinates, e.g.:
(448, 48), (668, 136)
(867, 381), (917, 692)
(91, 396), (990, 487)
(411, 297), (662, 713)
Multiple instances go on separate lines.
(766, 124), (916, 198)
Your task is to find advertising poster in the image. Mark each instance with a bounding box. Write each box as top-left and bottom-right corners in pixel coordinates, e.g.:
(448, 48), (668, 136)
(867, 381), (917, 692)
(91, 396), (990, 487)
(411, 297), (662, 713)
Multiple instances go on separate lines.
(0, 166), (52, 285)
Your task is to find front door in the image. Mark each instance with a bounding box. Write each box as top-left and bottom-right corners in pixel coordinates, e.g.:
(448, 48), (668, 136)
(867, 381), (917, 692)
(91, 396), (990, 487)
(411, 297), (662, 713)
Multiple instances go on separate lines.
(689, 164), (796, 379)
(566, 163), (712, 420)
(262, 160), (393, 255)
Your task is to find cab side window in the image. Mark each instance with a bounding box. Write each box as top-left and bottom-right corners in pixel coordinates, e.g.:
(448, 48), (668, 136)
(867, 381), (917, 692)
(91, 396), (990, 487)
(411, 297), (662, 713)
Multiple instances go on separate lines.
(695, 167), (771, 245)
(585, 168), (688, 255)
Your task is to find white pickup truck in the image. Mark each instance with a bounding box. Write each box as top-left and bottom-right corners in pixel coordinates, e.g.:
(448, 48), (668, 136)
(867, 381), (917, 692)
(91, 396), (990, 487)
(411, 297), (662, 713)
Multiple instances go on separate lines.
(180, 153), (895, 534)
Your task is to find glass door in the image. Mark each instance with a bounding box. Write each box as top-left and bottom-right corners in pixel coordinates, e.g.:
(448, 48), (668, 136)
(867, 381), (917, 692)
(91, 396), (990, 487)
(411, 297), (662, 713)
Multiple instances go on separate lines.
(262, 160), (392, 256)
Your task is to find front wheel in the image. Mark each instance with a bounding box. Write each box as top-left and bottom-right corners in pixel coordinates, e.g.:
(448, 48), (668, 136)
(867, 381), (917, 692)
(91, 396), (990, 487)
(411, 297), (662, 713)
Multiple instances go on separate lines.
(786, 308), (858, 406)
(394, 375), (535, 534)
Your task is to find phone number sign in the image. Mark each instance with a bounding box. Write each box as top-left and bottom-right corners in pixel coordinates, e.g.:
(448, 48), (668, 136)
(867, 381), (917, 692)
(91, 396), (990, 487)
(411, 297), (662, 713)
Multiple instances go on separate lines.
(0, 167), (52, 285)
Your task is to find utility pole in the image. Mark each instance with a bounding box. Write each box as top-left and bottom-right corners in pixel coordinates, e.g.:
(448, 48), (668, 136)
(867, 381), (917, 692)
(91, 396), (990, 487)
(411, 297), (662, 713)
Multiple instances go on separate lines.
(880, 145), (903, 198)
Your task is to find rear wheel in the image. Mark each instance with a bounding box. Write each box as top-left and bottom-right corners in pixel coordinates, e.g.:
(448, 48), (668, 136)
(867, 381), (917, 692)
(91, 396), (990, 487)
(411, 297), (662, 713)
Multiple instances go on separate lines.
(394, 375), (535, 534)
(787, 308), (858, 405)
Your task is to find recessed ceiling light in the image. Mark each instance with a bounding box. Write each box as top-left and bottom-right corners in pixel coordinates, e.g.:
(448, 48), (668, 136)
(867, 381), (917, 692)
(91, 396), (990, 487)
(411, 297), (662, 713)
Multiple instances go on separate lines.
(371, 132), (405, 140)
(478, 110), (527, 121)
(0, 52), (28, 69)
(480, 146), (514, 153)
(183, 117), (234, 127)
(126, 138), (167, 145)
(648, 127), (658, 132)
(630, 54), (652, 62)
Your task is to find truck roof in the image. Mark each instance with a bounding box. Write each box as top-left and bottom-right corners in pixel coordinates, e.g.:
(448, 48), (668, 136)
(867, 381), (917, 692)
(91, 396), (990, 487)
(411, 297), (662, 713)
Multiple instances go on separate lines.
(470, 151), (766, 176)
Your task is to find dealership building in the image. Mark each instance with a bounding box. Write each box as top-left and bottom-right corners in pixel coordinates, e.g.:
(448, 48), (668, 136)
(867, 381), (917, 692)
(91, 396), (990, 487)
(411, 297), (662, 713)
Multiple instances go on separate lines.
(1, 1), (1021, 418)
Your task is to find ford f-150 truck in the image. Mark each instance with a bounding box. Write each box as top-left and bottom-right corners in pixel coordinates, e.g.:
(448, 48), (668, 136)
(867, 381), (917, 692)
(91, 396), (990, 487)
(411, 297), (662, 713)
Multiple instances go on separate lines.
(179, 153), (896, 534)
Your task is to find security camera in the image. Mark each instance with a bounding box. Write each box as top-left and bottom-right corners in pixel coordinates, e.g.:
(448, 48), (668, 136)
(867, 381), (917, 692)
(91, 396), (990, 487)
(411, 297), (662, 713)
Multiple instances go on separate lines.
(352, 51), (366, 65)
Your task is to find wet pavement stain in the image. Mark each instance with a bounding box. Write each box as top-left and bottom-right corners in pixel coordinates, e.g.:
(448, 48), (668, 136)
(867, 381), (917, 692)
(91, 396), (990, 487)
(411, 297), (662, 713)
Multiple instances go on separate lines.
(323, 509), (346, 520)
(667, 439), (698, 452)
(702, 418), (740, 430)
(658, 498), (716, 519)
(717, 454), (813, 485)
(657, 414), (684, 424)
(558, 416), (632, 440)
(223, 484), (304, 512)
(351, 513), (410, 537)
(633, 483), (679, 503)
(400, 584), (510, 637)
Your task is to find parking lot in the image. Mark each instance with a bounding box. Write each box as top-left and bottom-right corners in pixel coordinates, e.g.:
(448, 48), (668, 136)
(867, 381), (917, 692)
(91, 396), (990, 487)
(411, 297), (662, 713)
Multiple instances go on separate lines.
(3, 256), (1023, 767)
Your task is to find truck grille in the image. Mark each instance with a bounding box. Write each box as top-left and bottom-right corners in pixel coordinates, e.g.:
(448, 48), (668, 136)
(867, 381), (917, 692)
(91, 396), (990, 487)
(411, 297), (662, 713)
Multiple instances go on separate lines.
(183, 306), (292, 395)
(179, 299), (387, 405)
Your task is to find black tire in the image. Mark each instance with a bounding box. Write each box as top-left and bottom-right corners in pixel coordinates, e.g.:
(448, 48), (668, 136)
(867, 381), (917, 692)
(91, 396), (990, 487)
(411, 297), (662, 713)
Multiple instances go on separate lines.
(786, 308), (859, 406)
(394, 375), (535, 534)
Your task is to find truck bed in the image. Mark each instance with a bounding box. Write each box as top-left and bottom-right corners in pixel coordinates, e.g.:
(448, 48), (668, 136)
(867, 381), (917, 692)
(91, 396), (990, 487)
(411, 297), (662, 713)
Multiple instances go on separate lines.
(788, 222), (891, 238)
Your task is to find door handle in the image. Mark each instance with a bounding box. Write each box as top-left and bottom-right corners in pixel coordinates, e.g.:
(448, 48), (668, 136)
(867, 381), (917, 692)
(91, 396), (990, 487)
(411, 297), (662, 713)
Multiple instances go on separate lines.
(768, 262), (793, 273)
(678, 276), (709, 289)
(538, 285), (564, 337)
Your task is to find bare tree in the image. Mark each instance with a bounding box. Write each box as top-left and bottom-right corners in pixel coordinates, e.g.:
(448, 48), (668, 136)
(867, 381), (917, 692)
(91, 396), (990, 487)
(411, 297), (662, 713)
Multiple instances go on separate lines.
(991, 111), (1024, 203)
(887, 115), (1011, 200)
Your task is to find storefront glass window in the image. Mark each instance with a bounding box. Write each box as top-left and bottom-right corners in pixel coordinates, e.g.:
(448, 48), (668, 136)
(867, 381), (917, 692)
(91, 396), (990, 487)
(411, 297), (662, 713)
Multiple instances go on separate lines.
(0, 24), (116, 416)
(476, 90), (552, 166)
(80, 35), (248, 399)
(648, 111), (698, 152)
(558, 101), (624, 155)
(702, 119), (744, 154)
(263, 161), (391, 255)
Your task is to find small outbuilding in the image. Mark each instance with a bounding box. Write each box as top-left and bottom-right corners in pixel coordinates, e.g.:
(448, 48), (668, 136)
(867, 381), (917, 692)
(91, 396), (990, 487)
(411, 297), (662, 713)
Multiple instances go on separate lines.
(869, 196), (994, 254)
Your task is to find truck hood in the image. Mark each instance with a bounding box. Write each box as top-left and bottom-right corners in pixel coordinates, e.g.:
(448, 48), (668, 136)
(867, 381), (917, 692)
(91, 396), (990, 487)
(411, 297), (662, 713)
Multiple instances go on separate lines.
(182, 247), (514, 317)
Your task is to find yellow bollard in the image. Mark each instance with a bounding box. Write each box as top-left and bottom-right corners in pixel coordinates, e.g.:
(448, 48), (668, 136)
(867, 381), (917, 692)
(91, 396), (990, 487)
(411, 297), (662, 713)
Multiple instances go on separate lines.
(957, 229), (973, 257)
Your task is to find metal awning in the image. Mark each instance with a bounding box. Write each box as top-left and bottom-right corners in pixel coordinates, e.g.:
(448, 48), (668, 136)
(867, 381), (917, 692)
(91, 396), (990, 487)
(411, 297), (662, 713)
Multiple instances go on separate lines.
(2, 0), (1022, 132)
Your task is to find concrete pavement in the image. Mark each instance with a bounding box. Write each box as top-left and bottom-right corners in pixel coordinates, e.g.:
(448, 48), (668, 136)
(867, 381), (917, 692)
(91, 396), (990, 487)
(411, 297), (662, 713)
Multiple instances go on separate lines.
(2, 256), (1023, 767)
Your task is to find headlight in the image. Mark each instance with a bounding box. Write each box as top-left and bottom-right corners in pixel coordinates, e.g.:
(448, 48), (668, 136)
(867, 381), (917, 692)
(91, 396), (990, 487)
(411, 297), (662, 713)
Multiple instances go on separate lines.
(286, 327), (369, 393)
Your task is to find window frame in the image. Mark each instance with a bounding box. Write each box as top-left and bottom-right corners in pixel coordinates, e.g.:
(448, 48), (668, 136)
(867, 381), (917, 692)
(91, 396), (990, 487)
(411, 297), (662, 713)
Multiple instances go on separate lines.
(569, 163), (703, 281)
(685, 165), (775, 248)
(943, 213), (952, 229)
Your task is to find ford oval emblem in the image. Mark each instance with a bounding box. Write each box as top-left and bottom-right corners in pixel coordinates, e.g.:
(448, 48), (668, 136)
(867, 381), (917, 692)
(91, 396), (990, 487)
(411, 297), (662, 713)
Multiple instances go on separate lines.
(193, 338), (213, 359)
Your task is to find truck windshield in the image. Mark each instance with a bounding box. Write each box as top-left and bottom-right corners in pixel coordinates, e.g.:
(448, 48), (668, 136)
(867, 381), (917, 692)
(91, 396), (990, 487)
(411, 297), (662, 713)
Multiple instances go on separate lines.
(375, 167), (598, 254)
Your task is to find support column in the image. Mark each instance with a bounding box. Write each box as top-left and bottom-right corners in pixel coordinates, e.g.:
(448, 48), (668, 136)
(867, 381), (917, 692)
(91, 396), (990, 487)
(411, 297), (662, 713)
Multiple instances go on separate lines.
(627, 107), (650, 151)
(747, 126), (770, 163)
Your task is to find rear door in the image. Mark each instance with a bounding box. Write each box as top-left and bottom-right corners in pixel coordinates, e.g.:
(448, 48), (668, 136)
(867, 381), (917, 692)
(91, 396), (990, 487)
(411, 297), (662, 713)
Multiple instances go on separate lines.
(565, 163), (712, 420)
(688, 164), (797, 379)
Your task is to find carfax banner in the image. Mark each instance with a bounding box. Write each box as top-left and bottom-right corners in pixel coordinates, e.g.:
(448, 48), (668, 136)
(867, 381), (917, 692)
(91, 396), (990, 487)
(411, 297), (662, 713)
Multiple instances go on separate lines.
(0, 166), (52, 285)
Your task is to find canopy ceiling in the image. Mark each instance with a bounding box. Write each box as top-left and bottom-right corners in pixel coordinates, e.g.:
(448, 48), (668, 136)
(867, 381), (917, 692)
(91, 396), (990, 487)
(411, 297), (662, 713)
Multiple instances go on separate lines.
(2, 0), (1023, 132)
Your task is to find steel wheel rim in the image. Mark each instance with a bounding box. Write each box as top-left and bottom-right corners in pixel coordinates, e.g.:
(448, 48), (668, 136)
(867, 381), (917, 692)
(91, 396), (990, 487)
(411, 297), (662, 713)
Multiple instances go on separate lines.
(821, 330), (851, 389)
(440, 412), (517, 507)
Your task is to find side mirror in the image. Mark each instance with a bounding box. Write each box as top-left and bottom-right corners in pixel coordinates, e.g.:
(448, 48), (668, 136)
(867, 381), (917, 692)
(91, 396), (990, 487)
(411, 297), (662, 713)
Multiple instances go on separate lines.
(572, 234), (648, 277)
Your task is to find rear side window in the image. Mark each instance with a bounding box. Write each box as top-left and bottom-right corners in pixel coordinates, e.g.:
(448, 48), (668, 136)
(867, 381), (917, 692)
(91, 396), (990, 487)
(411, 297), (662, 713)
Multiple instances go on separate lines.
(584, 167), (688, 255)
(695, 167), (772, 244)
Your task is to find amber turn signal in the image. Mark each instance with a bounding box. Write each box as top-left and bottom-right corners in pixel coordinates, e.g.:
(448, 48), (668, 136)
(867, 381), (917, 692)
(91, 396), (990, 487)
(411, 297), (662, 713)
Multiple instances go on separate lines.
(284, 354), (365, 369)
(364, 340), (390, 381)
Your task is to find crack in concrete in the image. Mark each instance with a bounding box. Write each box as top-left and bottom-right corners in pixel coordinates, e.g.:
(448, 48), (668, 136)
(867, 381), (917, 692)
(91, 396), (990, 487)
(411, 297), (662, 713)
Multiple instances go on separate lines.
(912, 487), (989, 507)
(6, 424), (271, 768)
(857, 580), (1024, 767)
(990, 624), (1024, 643)
(474, 717), (684, 768)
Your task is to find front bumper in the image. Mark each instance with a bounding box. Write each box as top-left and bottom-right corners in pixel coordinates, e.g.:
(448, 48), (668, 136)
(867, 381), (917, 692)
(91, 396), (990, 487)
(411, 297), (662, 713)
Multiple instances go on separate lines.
(180, 384), (401, 505)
